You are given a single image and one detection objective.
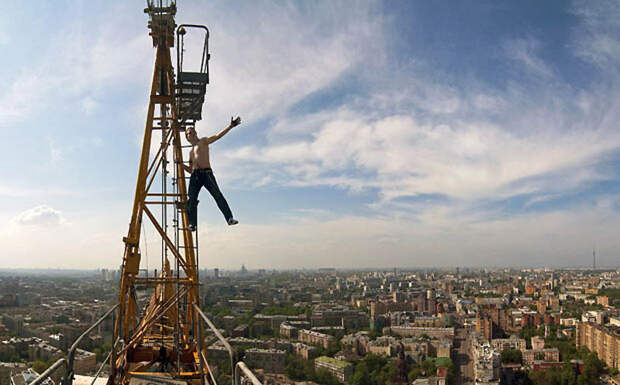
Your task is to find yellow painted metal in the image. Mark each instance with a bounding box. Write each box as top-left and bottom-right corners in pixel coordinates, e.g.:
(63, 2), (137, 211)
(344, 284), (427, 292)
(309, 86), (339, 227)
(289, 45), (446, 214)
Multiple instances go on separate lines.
(109, 3), (205, 384)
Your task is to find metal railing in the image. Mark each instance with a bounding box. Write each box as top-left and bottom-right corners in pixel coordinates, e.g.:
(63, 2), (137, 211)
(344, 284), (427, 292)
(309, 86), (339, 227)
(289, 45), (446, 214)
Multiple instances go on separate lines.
(193, 304), (235, 383)
(62, 303), (120, 385)
(31, 358), (67, 385)
(33, 303), (261, 385)
(90, 338), (120, 385)
(31, 304), (119, 385)
(193, 304), (263, 385)
(234, 362), (262, 385)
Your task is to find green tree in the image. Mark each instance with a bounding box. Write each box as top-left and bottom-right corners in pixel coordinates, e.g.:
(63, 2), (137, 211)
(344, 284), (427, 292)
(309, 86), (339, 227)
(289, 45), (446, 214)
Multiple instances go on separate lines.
(577, 352), (603, 385)
(325, 340), (341, 357)
(560, 363), (577, 385)
(32, 360), (49, 374)
(351, 362), (372, 385)
(500, 349), (523, 364)
(408, 367), (422, 382)
(420, 359), (437, 376)
(314, 368), (340, 385)
(285, 354), (306, 380)
(529, 367), (563, 385)
(54, 314), (70, 324)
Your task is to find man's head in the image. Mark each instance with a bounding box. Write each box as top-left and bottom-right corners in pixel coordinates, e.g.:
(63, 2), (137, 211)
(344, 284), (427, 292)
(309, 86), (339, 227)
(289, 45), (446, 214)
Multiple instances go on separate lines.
(185, 127), (199, 144)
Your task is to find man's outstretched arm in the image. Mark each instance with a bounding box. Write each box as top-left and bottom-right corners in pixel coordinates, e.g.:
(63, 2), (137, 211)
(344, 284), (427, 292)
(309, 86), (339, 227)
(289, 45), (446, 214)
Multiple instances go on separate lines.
(207, 116), (241, 144)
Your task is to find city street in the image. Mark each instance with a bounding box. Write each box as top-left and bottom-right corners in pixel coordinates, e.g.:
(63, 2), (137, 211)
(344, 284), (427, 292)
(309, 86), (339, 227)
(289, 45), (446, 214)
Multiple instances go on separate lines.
(454, 327), (474, 385)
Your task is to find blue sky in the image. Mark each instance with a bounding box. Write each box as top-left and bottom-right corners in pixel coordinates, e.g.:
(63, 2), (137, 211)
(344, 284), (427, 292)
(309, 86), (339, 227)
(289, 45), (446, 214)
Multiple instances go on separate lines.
(1, 1), (620, 269)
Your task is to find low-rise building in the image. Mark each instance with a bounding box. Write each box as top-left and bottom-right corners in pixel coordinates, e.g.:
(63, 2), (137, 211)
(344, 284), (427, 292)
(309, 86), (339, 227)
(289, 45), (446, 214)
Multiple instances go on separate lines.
(314, 356), (353, 383)
(292, 343), (317, 360)
(298, 329), (334, 349)
(73, 349), (97, 375)
(522, 348), (560, 366)
(383, 326), (454, 340)
(341, 331), (371, 355)
(471, 333), (501, 384)
(280, 322), (298, 339)
(490, 335), (526, 352)
(367, 336), (399, 357)
(244, 348), (286, 373)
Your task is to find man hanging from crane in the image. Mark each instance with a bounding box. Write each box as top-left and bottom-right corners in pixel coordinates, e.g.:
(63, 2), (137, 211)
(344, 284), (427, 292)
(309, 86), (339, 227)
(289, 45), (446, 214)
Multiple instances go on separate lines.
(182, 116), (241, 230)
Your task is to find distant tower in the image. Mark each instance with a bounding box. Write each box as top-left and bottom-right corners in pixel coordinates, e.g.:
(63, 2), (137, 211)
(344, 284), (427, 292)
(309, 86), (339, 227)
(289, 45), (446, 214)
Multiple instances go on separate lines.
(593, 248), (596, 270)
(214, 268), (219, 279)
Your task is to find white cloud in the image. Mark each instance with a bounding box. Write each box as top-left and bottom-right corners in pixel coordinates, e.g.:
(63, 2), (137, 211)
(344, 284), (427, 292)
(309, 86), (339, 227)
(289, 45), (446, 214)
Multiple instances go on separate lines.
(192, 195), (620, 269)
(504, 38), (553, 78)
(11, 205), (68, 227)
(222, 110), (620, 203)
(0, 10), (151, 127)
(183, 2), (384, 130)
(571, 0), (620, 70)
(49, 140), (64, 163)
(203, 0), (620, 212)
(2, 1), (620, 270)
(81, 96), (100, 115)
(0, 23), (8, 45)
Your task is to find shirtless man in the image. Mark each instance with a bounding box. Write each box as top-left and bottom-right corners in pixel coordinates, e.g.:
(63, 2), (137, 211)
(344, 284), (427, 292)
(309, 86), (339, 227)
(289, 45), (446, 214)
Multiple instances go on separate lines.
(182, 116), (241, 230)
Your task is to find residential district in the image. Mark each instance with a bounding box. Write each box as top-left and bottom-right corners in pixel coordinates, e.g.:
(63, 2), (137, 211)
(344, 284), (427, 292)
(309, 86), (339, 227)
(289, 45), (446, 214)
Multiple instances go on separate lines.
(0, 267), (619, 385)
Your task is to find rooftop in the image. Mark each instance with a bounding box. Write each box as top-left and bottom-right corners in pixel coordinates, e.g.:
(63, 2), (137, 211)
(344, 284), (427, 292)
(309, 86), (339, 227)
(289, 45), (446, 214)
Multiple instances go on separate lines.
(315, 356), (351, 369)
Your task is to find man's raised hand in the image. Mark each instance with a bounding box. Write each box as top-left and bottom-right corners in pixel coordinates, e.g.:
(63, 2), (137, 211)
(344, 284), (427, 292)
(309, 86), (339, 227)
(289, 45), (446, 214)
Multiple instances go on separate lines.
(230, 116), (241, 127)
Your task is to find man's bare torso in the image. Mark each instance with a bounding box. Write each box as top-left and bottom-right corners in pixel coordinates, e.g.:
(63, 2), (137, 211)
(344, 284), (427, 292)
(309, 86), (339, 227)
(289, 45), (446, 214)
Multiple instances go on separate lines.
(189, 138), (211, 171)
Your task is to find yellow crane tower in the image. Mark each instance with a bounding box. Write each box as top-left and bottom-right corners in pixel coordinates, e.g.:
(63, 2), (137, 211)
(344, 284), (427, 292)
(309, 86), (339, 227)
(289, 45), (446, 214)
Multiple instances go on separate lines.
(105, 1), (220, 384)
(32, 2), (261, 385)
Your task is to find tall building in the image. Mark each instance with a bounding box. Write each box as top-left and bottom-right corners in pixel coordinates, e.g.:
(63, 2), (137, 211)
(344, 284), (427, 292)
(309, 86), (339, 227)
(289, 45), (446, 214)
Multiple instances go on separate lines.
(576, 322), (620, 371)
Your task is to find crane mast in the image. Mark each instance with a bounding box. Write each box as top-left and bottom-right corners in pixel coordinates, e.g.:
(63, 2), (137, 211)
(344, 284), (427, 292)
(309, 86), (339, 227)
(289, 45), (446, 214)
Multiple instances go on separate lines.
(109, 1), (209, 384)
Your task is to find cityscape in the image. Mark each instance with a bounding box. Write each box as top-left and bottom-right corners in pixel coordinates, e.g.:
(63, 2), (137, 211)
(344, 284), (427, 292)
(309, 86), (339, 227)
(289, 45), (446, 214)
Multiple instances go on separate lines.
(2, 1), (620, 385)
(1, 266), (619, 384)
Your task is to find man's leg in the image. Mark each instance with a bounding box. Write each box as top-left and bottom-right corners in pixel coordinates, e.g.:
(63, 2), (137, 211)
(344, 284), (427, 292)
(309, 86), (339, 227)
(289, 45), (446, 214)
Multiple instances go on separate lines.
(204, 172), (234, 223)
(186, 172), (201, 230)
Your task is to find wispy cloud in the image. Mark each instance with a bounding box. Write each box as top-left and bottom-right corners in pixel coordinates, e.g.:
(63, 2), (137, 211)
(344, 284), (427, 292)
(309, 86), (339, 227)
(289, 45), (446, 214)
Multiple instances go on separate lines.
(504, 37), (553, 78)
(0, 10), (151, 127)
(193, 194), (620, 269)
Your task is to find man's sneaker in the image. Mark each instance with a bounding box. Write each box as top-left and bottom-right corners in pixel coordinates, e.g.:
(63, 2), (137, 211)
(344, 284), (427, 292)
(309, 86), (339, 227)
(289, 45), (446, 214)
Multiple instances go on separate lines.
(189, 224), (197, 232)
(227, 218), (239, 226)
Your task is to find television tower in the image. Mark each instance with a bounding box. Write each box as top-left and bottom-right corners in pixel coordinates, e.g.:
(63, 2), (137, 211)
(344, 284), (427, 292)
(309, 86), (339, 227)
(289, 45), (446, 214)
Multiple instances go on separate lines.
(593, 248), (596, 270)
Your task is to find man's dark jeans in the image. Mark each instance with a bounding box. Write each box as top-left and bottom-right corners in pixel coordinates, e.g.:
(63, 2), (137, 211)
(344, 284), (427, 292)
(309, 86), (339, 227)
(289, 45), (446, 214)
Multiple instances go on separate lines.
(187, 169), (233, 226)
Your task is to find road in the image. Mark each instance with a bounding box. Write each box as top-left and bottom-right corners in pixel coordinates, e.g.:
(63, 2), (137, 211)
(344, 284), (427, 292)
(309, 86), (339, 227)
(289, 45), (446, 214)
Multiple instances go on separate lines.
(453, 327), (474, 385)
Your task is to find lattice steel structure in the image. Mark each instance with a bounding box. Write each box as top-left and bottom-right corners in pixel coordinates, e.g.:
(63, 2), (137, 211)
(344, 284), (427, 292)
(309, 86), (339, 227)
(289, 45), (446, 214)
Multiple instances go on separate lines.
(109, 1), (210, 384)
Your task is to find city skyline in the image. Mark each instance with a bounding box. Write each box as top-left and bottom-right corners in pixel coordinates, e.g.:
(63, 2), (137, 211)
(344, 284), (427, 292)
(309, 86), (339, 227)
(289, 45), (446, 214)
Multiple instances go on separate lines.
(1, 1), (620, 269)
